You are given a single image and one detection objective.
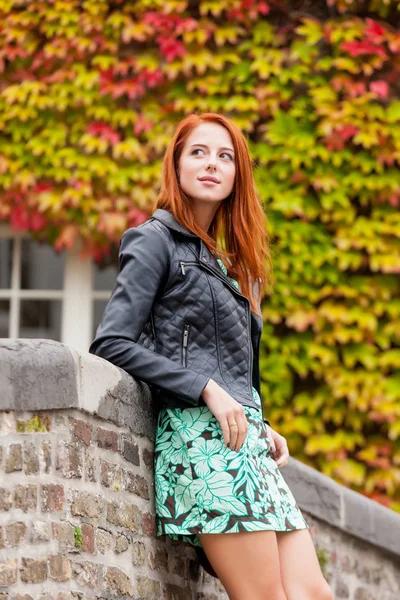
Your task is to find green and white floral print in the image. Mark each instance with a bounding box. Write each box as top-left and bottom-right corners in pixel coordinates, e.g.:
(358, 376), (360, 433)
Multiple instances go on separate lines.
(154, 258), (308, 547)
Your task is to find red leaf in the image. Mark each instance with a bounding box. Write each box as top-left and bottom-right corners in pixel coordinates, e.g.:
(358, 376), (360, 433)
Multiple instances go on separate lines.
(30, 211), (47, 232)
(369, 80), (389, 98)
(11, 206), (30, 231)
(324, 134), (344, 152)
(133, 115), (153, 136)
(341, 40), (387, 58)
(54, 225), (79, 252)
(33, 182), (53, 194)
(138, 68), (163, 88)
(364, 18), (385, 43)
(127, 207), (148, 227)
(337, 124), (359, 140)
(86, 122), (121, 145)
(158, 38), (186, 62)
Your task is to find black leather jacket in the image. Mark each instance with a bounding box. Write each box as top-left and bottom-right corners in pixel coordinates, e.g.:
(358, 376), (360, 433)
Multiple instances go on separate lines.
(89, 208), (270, 425)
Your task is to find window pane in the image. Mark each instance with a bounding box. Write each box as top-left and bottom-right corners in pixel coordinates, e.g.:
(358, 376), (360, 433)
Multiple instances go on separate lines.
(92, 299), (109, 339)
(21, 239), (65, 290)
(94, 263), (118, 291)
(20, 299), (62, 341)
(0, 239), (12, 289)
(0, 300), (10, 336)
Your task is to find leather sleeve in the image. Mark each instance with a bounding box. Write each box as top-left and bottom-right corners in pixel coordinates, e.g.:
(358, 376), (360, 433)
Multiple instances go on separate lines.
(89, 225), (210, 406)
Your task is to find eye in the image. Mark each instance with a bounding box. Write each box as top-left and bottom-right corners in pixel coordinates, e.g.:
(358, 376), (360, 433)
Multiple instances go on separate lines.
(191, 148), (204, 156)
(221, 152), (234, 160)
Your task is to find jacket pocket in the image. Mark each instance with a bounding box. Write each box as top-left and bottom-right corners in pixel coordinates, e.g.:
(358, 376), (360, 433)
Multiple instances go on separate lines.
(182, 323), (190, 367)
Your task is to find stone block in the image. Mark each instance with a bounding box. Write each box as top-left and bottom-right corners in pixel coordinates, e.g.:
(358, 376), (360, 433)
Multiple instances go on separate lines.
(5, 521), (27, 547)
(162, 583), (187, 600)
(14, 485), (37, 512)
(72, 419), (91, 446)
(141, 512), (156, 536)
(95, 528), (113, 555)
(70, 491), (104, 519)
(56, 442), (83, 479)
(30, 521), (51, 544)
(5, 444), (22, 472)
(0, 559), (17, 587)
(123, 470), (149, 499)
(23, 442), (39, 474)
(142, 447), (154, 470)
(122, 438), (140, 466)
(49, 555), (72, 582)
(100, 460), (114, 488)
(41, 484), (64, 512)
(136, 575), (161, 598)
(52, 522), (75, 550)
(81, 524), (94, 554)
(104, 567), (133, 597)
(72, 561), (100, 589)
(20, 557), (47, 583)
(96, 427), (118, 452)
(148, 546), (168, 572)
(115, 533), (129, 554)
(84, 452), (96, 482)
(0, 489), (12, 511)
(132, 540), (145, 566)
(40, 441), (51, 473)
(106, 500), (139, 532)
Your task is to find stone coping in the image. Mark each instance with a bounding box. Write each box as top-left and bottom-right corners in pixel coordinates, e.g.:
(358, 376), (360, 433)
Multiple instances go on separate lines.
(1, 338), (399, 559)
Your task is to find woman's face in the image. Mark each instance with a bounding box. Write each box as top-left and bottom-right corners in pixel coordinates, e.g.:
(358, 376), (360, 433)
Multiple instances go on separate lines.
(177, 122), (236, 206)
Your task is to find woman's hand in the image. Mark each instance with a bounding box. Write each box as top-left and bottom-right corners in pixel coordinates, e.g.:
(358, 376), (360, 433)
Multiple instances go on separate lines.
(202, 379), (248, 452)
(265, 424), (289, 468)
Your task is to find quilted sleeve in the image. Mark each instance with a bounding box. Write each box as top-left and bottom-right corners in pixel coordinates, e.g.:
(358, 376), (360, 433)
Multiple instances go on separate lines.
(89, 225), (210, 406)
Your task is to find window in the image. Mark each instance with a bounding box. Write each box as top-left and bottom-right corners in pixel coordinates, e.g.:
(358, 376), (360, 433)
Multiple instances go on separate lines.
(0, 226), (118, 353)
(0, 229), (64, 340)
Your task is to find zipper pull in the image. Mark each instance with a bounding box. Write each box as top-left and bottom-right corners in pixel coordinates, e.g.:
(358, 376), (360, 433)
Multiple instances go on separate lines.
(183, 325), (189, 346)
(180, 261), (186, 275)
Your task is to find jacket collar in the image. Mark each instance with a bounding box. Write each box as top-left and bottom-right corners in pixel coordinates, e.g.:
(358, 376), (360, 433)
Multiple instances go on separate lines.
(151, 208), (198, 239)
(151, 209), (262, 326)
(151, 207), (236, 283)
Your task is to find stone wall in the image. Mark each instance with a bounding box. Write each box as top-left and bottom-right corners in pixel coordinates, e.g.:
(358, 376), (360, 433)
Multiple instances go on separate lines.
(0, 339), (399, 600)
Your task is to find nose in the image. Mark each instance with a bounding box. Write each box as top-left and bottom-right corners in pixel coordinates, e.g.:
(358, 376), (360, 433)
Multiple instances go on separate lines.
(206, 162), (216, 171)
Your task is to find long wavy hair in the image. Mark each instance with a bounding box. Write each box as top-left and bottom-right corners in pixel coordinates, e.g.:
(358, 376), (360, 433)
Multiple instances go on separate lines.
(156, 112), (273, 317)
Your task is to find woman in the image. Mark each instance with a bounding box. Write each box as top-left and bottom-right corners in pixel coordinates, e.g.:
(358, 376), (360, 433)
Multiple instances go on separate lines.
(89, 113), (334, 600)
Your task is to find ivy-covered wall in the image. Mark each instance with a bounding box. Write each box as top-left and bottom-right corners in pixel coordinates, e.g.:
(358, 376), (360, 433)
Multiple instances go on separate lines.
(0, 0), (399, 511)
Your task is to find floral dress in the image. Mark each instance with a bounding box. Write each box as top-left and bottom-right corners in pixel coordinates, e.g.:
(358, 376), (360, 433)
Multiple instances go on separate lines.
(154, 258), (309, 547)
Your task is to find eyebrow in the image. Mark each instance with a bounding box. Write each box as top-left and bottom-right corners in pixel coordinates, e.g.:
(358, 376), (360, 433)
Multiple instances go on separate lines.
(189, 143), (235, 154)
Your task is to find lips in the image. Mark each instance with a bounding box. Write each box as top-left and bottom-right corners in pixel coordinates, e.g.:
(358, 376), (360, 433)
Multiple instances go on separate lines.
(198, 176), (220, 183)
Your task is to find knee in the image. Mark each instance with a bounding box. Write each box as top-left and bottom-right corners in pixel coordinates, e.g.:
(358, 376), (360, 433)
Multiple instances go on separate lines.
(287, 579), (334, 600)
(314, 580), (335, 600)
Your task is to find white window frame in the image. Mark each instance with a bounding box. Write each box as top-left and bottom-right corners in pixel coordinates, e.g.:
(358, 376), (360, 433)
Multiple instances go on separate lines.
(0, 225), (114, 354)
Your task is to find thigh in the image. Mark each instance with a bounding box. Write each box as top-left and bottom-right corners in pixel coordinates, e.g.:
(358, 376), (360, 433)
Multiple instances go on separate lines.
(199, 530), (287, 600)
(276, 529), (333, 599)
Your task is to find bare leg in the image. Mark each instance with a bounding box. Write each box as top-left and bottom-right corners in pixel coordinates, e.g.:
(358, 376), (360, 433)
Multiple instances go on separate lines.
(276, 529), (334, 600)
(199, 530), (287, 600)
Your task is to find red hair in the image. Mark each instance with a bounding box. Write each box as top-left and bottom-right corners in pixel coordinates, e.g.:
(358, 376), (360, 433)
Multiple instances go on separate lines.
(155, 112), (273, 317)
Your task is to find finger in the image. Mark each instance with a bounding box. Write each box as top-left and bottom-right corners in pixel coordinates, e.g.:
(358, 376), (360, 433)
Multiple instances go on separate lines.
(275, 445), (289, 467)
(268, 432), (276, 453)
(234, 410), (248, 452)
(220, 419), (231, 449)
(227, 414), (239, 451)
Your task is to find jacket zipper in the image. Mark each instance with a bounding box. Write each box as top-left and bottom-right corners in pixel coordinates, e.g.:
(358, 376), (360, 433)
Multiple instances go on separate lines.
(182, 323), (190, 366)
(180, 260), (254, 394)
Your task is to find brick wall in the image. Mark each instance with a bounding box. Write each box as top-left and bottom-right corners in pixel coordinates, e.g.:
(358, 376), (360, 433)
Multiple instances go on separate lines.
(0, 408), (227, 599)
(0, 339), (399, 599)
